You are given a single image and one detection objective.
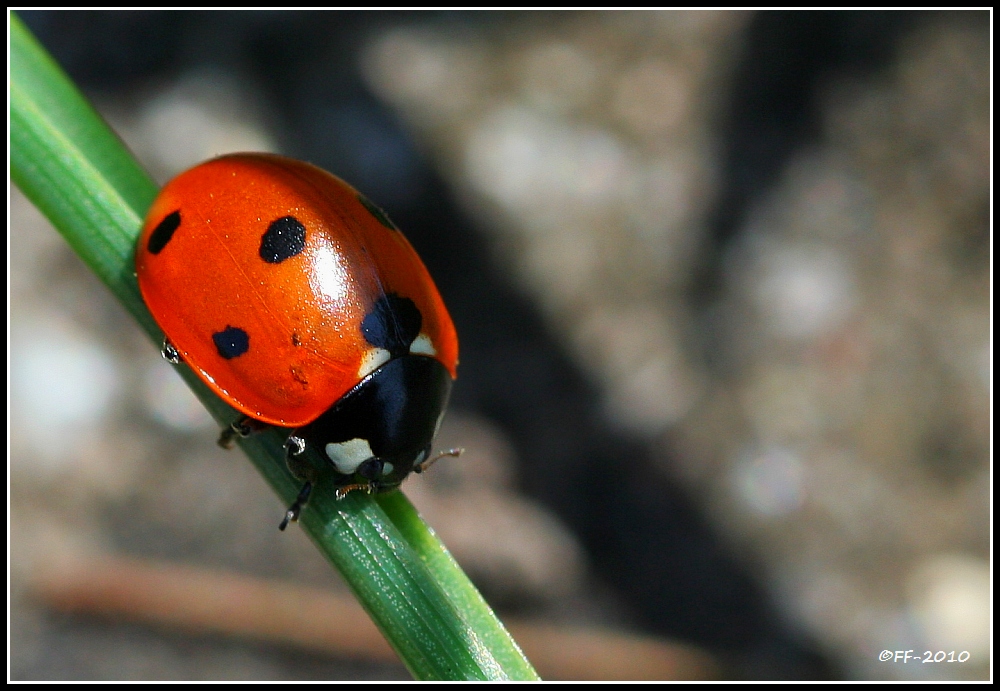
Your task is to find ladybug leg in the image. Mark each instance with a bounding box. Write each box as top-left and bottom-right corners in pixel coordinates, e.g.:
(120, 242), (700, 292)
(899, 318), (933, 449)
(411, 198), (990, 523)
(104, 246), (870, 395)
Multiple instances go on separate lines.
(334, 482), (376, 499)
(332, 459), (386, 498)
(279, 435), (317, 530)
(283, 434), (311, 478)
(161, 338), (182, 364)
(414, 447), (464, 474)
(279, 480), (312, 531)
(217, 415), (267, 449)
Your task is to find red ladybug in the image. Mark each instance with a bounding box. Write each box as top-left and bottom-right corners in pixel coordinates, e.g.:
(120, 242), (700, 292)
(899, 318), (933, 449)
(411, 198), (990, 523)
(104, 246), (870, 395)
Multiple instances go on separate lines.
(136, 153), (458, 528)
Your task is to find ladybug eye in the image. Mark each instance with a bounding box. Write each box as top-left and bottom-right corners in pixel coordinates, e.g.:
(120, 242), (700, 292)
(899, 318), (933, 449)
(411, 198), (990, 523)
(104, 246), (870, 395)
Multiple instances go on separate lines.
(357, 457), (384, 480)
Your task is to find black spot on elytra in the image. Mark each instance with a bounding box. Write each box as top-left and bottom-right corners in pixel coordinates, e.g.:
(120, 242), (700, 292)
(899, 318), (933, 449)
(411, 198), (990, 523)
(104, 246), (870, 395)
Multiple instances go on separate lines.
(358, 194), (398, 231)
(147, 210), (181, 254)
(260, 216), (306, 263)
(361, 294), (421, 358)
(213, 326), (249, 359)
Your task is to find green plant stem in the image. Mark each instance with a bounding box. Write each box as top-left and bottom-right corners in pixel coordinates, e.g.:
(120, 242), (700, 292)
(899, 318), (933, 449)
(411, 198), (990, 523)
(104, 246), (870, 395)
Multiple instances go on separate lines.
(10, 11), (538, 681)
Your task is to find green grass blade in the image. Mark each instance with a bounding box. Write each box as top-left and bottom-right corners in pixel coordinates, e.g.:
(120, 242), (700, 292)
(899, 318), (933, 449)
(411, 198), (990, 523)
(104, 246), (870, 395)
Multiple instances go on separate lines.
(377, 491), (536, 675)
(9, 11), (539, 681)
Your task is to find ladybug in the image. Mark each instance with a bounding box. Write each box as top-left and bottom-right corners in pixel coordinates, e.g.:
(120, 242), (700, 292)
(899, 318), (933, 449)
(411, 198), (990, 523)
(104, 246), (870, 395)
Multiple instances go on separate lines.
(135, 153), (459, 529)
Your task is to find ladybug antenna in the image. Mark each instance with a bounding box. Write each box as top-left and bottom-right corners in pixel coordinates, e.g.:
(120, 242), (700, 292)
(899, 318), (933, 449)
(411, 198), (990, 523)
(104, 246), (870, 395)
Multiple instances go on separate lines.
(414, 447), (464, 474)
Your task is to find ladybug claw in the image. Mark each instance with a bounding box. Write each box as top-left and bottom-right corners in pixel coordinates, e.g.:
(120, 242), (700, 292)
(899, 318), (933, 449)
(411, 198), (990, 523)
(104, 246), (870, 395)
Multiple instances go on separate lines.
(279, 508), (297, 531)
(279, 481), (312, 531)
(218, 426), (238, 449)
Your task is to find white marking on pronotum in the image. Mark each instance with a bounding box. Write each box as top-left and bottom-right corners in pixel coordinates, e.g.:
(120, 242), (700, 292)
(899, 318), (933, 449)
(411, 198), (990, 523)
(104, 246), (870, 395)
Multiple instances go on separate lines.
(409, 333), (436, 356)
(357, 347), (391, 378)
(381, 462), (394, 476)
(325, 438), (374, 475)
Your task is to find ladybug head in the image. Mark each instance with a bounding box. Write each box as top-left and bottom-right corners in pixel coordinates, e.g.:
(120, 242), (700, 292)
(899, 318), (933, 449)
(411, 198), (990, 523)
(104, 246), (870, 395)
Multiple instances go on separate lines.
(298, 355), (452, 493)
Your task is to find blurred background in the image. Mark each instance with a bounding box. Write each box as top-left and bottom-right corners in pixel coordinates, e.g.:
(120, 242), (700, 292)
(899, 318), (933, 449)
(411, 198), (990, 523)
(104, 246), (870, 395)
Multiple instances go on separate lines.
(9, 10), (990, 681)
